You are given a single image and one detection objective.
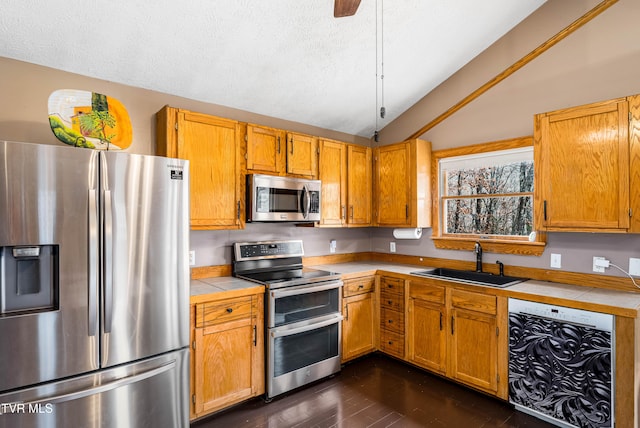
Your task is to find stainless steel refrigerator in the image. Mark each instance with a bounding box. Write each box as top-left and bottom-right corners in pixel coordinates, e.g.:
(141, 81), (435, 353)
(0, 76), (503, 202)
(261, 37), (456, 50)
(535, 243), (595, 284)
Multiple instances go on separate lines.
(0, 141), (190, 427)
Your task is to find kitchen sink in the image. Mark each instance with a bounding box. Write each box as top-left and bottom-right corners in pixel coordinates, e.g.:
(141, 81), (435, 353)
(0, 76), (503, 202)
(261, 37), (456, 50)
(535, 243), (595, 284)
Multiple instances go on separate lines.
(410, 267), (527, 288)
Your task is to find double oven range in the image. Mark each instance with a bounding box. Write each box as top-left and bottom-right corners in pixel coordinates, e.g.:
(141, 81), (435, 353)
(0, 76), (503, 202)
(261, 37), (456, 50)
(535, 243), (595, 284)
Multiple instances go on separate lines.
(233, 240), (343, 399)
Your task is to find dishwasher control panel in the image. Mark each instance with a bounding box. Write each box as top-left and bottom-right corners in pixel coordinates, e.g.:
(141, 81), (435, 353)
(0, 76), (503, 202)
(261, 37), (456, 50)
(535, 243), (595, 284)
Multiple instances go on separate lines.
(508, 298), (613, 332)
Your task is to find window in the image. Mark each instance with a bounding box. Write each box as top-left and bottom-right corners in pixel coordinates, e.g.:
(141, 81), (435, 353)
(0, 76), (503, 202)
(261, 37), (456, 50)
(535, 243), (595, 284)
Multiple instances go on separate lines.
(440, 147), (533, 238)
(432, 137), (544, 256)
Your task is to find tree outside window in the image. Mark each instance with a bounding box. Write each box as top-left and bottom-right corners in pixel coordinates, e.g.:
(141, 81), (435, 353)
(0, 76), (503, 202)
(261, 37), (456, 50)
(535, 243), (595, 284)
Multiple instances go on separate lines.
(440, 147), (534, 238)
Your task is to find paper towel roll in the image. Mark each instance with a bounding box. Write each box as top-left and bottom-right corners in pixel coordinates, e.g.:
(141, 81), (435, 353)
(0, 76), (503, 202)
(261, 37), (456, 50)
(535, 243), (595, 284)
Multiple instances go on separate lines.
(392, 228), (422, 239)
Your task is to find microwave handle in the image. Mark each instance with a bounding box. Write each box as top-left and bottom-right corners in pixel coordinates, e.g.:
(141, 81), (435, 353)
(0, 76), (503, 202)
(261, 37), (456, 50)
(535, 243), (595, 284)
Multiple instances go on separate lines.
(302, 185), (311, 219)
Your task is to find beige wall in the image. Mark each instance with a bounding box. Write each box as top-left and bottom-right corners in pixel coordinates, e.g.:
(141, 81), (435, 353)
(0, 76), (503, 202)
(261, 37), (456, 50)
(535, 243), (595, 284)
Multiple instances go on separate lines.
(0, 58), (369, 154)
(1, 0), (640, 275)
(378, 0), (640, 149)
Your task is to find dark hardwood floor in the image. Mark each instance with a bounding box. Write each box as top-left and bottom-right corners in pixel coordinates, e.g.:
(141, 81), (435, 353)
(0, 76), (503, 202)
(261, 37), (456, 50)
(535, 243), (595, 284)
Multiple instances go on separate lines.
(191, 353), (553, 427)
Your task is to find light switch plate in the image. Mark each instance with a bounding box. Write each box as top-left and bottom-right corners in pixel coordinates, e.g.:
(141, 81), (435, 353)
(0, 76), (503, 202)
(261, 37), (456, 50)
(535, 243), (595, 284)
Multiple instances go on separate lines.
(390, 242), (396, 253)
(329, 239), (337, 254)
(189, 251), (195, 266)
(629, 258), (640, 276)
(550, 253), (561, 268)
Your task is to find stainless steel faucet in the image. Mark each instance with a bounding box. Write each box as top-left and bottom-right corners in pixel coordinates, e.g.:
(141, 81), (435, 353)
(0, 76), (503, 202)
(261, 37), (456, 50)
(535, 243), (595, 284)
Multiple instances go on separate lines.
(474, 242), (483, 272)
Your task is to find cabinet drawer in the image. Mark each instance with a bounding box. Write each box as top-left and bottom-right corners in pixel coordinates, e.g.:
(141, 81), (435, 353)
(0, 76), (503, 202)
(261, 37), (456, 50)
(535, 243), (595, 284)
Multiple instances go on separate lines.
(380, 277), (404, 295)
(409, 281), (445, 304)
(380, 330), (404, 358)
(450, 289), (496, 315)
(196, 296), (253, 328)
(343, 277), (375, 297)
(380, 290), (404, 312)
(380, 307), (404, 334)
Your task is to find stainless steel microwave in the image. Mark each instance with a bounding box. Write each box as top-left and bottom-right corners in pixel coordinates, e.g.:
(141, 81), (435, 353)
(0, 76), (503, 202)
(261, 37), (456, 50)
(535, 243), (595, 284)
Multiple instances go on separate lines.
(247, 174), (321, 222)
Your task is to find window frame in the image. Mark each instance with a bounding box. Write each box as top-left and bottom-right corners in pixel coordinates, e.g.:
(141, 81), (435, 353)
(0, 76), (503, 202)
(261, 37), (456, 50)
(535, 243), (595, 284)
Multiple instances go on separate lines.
(431, 136), (545, 256)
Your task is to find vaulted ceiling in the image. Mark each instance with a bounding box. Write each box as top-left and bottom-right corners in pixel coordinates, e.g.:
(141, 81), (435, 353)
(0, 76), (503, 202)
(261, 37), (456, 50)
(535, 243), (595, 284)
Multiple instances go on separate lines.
(0, 0), (546, 138)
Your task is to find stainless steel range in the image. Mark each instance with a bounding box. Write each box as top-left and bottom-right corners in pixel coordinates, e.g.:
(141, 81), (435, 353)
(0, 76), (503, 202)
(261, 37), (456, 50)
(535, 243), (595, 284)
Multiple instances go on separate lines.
(233, 240), (343, 399)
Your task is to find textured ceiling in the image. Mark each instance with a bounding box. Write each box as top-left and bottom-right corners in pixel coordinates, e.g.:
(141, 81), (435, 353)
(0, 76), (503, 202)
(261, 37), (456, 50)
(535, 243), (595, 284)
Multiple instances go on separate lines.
(0, 0), (546, 138)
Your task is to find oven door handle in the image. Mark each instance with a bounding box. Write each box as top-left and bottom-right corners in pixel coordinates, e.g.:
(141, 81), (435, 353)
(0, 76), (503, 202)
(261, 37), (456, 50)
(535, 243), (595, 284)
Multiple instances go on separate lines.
(270, 280), (342, 299)
(270, 314), (343, 338)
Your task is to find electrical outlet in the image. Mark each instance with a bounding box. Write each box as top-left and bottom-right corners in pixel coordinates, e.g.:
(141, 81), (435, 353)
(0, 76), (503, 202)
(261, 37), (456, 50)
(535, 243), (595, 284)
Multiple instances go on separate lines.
(592, 256), (606, 273)
(329, 239), (337, 254)
(550, 253), (561, 268)
(629, 258), (640, 276)
(390, 242), (396, 253)
(189, 250), (195, 266)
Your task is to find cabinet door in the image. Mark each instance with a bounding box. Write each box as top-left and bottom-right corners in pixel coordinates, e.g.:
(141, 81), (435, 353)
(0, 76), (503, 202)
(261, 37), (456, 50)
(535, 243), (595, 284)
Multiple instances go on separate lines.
(448, 307), (498, 394)
(536, 99), (629, 231)
(375, 142), (411, 226)
(408, 298), (446, 374)
(342, 292), (376, 362)
(347, 145), (372, 226)
(286, 132), (318, 178)
(193, 317), (256, 415)
(177, 111), (243, 229)
(246, 125), (285, 174)
(319, 140), (347, 226)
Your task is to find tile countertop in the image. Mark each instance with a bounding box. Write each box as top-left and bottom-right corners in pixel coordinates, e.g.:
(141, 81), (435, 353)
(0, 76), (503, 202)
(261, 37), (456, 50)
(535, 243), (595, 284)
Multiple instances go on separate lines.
(190, 276), (263, 305)
(313, 261), (640, 318)
(189, 261), (640, 317)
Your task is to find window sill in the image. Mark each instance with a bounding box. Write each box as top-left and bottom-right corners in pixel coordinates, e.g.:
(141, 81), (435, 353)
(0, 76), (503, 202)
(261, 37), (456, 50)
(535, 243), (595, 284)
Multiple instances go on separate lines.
(432, 237), (546, 256)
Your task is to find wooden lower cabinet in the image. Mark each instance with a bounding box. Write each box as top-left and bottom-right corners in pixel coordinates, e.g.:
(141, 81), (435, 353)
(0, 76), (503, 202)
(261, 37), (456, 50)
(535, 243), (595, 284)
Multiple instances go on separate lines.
(379, 275), (406, 359)
(190, 293), (264, 420)
(407, 281), (446, 374)
(407, 278), (508, 398)
(341, 276), (377, 362)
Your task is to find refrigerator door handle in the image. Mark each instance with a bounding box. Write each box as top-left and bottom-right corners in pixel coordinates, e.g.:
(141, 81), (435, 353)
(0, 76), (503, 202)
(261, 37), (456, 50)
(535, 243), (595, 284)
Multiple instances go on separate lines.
(104, 189), (114, 334)
(25, 360), (176, 406)
(88, 189), (98, 337)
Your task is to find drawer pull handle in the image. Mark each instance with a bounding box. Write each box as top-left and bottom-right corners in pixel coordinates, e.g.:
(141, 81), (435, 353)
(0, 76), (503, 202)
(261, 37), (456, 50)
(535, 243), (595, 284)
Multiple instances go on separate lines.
(388, 319), (393, 324)
(388, 300), (392, 305)
(226, 308), (233, 313)
(388, 341), (393, 345)
(358, 284), (364, 289)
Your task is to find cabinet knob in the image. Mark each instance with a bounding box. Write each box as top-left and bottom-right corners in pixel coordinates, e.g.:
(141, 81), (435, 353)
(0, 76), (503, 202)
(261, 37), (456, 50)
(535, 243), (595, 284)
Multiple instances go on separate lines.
(226, 308), (233, 313)
(388, 319), (393, 324)
(388, 300), (392, 305)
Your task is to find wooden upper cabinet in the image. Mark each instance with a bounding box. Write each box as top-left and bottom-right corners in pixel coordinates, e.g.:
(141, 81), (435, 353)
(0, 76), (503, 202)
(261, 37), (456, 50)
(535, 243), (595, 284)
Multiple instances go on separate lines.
(535, 98), (630, 232)
(319, 139), (348, 226)
(347, 144), (372, 226)
(156, 106), (244, 230)
(318, 139), (372, 227)
(374, 139), (431, 227)
(286, 132), (318, 178)
(246, 124), (285, 174)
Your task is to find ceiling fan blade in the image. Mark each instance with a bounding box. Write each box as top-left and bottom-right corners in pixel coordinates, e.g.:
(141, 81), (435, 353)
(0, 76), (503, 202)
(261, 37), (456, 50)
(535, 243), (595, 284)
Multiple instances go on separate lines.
(334, 0), (361, 17)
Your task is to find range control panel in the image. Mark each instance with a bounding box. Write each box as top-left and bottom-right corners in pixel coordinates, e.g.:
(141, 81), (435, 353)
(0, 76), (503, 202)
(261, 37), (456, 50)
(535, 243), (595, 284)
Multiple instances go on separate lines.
(234, 240), (304, 261)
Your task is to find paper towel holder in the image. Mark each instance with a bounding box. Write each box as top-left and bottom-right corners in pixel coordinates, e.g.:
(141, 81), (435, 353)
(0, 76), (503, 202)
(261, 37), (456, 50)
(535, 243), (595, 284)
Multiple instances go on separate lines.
(392, 228), (422, 240)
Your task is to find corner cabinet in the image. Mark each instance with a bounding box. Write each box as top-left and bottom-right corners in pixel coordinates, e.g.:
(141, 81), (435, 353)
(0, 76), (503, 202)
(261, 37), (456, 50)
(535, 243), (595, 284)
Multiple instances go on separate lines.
(407, 278), (508, 398)
(318, 139), (372, 227)
(156, 106), (245, 230)
(190, 293), (264, 420)
(535, 94), (640, 233)
(373, 139), (431, 227)
(341, 276), (377, 362)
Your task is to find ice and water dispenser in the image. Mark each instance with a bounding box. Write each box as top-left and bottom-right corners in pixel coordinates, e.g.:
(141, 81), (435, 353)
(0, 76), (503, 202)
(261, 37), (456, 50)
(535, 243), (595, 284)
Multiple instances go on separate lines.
(0, 245), (58, 315)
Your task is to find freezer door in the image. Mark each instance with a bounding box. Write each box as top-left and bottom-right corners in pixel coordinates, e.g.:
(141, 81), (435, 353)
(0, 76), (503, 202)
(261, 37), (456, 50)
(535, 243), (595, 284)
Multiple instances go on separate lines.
(0, 141), (99, 392)
(0, 349), (189, 428)
(100, 151), (189, 367)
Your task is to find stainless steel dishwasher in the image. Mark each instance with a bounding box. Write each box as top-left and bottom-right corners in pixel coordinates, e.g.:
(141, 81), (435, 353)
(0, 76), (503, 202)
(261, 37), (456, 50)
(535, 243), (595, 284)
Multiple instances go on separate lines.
(508, 298), (614, 428)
